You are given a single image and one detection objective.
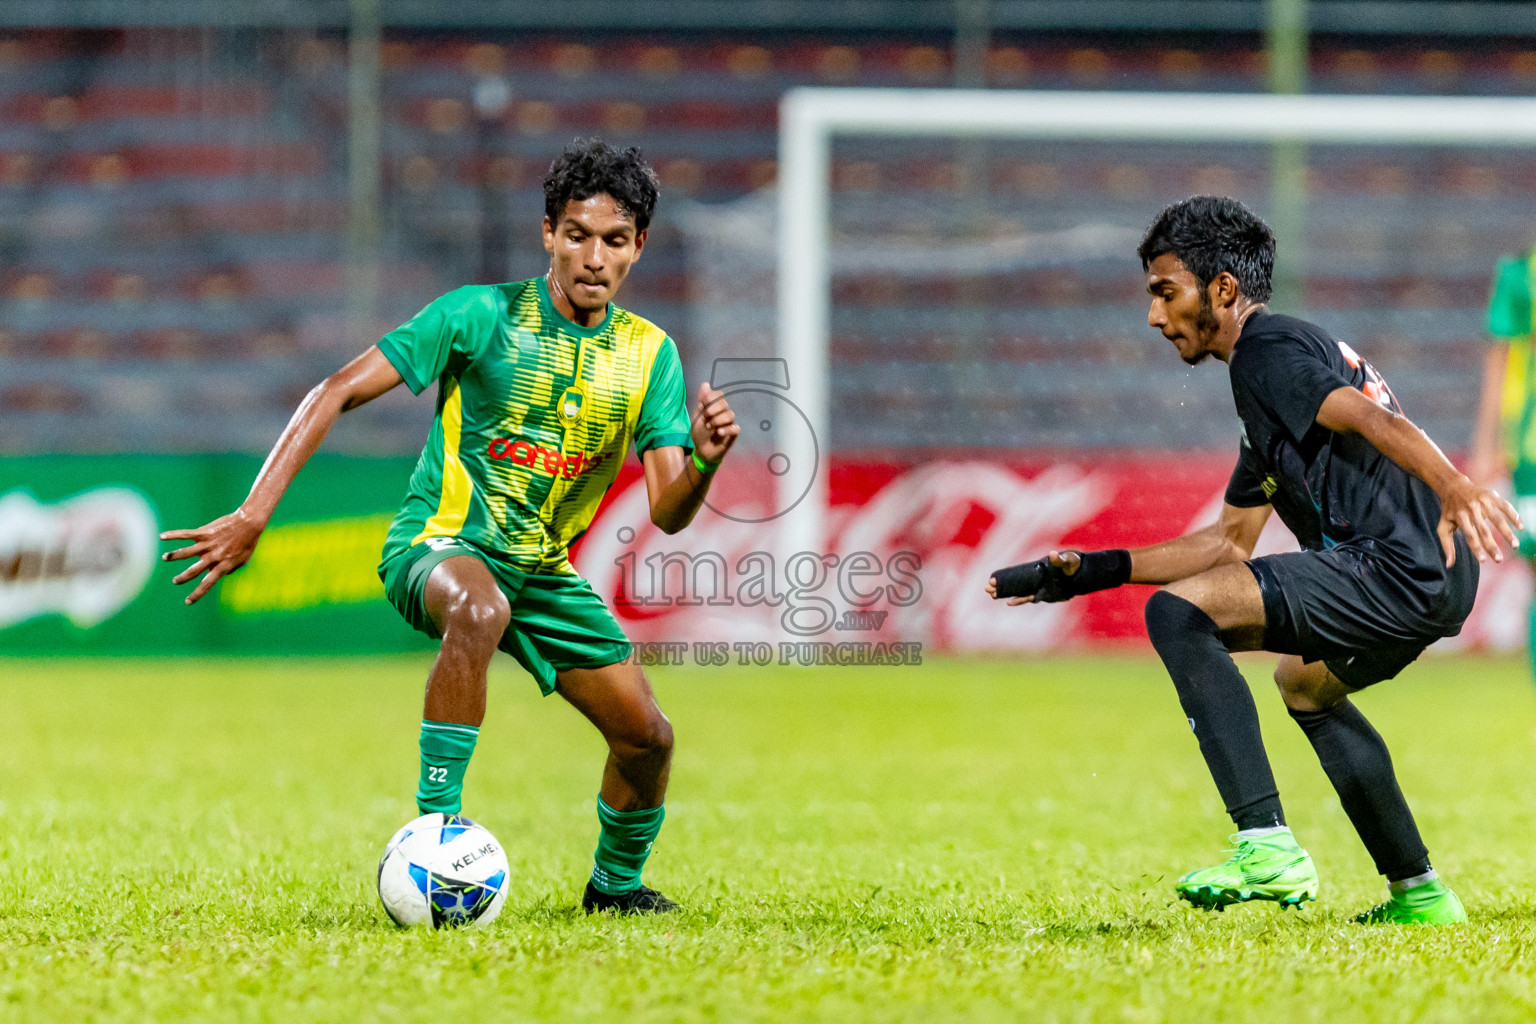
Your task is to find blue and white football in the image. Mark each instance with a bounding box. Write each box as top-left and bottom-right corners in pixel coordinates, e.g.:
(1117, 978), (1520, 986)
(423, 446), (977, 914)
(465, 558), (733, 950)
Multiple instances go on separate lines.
(377, 813), (509, 929)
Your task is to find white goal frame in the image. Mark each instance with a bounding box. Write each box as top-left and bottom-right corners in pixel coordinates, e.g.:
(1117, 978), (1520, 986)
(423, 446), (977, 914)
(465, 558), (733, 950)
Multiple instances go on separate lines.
(775, 88), (1536, 556)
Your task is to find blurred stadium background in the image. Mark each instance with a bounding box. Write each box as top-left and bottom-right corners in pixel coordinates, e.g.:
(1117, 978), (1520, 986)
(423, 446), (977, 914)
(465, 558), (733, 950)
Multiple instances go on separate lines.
(1, 0), (1533, 655)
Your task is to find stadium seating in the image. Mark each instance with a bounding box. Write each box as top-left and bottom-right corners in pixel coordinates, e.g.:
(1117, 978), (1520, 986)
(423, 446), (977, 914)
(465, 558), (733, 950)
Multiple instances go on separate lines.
(1, 27), (1531, 454)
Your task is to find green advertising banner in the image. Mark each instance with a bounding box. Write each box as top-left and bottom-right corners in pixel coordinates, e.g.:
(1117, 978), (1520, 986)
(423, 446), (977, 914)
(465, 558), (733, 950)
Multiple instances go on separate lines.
(0, 455), (435, 654)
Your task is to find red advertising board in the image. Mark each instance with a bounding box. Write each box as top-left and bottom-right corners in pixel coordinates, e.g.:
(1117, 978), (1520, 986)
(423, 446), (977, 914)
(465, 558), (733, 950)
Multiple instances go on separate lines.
(572, 454), (1527, 654)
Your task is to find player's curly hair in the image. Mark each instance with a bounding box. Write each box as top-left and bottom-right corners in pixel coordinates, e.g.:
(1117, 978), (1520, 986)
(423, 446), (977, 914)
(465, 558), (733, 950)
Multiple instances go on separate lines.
(542, 138), (660, 231)
(1137, 195), (1275, 303)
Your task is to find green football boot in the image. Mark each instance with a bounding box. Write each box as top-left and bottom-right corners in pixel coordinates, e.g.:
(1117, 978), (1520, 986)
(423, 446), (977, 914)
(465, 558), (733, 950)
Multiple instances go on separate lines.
(1176, 829), (1319, 911)
(1353, 878), (1466, 926)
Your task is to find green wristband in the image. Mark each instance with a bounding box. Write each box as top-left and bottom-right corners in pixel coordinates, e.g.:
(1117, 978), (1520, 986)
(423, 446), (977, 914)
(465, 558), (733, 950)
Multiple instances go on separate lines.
(691, 450), (721, 476)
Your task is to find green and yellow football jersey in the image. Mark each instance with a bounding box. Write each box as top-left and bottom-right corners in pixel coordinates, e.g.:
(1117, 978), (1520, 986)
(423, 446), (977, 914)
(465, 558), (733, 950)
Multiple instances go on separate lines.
(1488, 250), (1536, 484)
(376, 276), (692, 575)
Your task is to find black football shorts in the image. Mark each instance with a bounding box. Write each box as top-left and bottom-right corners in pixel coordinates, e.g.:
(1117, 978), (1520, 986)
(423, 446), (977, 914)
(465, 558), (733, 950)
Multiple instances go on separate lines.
(1244, 536), (1477, 690)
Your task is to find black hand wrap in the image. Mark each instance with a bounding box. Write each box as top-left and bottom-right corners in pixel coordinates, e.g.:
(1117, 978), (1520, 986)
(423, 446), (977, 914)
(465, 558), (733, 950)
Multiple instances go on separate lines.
(990, 549), (1132, 602)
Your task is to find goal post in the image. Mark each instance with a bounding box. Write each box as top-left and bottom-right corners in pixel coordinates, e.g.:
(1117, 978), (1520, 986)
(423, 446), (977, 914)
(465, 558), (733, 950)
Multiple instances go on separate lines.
(776, 88), (1536, 558)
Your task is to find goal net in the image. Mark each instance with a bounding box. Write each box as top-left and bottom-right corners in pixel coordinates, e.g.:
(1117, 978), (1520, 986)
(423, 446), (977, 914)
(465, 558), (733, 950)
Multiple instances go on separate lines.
(589, 89), (1536, 653)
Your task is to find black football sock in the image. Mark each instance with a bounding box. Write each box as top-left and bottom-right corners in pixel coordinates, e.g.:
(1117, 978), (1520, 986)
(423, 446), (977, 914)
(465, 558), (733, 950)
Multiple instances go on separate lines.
(1144, 591), (1286, 831)
(1288, 701), (1430, 880)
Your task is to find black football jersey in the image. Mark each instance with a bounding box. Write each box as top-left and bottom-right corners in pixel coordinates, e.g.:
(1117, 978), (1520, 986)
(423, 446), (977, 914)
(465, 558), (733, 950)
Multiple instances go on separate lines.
(1223, 311), (1467, 632)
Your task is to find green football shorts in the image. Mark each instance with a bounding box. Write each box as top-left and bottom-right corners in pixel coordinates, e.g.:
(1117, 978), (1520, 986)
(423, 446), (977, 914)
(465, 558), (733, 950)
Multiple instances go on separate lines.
(379, 538), (633, 695)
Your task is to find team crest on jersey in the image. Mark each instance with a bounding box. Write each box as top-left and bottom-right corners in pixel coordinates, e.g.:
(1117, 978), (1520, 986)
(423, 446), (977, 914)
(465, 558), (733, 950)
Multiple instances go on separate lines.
(558, 386), (586, 424)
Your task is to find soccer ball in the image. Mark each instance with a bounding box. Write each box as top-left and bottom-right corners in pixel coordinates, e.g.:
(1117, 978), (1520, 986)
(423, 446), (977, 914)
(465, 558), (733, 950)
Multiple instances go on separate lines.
(377, 813), (510, 929)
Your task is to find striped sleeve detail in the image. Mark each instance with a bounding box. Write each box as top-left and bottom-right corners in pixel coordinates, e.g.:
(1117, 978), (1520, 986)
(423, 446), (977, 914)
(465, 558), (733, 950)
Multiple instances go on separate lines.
(630, 318), (669, 423)
(412, 377), (475, 544)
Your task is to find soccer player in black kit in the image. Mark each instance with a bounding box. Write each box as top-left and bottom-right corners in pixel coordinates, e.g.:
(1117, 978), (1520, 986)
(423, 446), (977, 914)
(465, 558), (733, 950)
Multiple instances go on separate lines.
(988, 196), (1523, 924)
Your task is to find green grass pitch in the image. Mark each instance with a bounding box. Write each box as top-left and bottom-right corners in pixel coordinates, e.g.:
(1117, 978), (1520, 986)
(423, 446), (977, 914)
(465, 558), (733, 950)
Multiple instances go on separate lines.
(4, 653), (1536, 1022)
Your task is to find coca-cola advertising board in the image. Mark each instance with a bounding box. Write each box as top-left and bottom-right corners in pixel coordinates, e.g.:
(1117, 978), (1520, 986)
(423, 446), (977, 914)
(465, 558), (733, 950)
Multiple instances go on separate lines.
(573, 454), (1525, 659)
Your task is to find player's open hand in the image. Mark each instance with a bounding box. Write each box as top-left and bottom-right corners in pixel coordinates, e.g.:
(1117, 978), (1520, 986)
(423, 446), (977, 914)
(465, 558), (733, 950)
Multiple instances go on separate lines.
(986, 550), (1082, 605)
(1437, 476), (1523, 567)
(691, 382), (741, 465)
(159, 507), (266, 605)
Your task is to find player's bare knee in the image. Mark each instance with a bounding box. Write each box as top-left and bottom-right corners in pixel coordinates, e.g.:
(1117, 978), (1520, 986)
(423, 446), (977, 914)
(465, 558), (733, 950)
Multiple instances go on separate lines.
(1274, 657), (1336, 713)
(1273, 660), (1303, 707)
(635, 707), (674, 756)
(443, 591), (510, 646)
(645, 711), (674, 756)
(609, 707), (673, 761)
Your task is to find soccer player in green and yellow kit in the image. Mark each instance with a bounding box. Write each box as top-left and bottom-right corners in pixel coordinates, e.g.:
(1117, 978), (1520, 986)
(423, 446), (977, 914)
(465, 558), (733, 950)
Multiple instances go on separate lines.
(1471, 245), (1536, 680)
(159, 139), (740, 914)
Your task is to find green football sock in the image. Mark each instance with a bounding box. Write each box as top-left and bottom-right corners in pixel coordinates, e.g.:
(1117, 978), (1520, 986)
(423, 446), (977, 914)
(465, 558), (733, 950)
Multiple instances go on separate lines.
(416, 720), (479, 815)
(590, 796), (665, 895)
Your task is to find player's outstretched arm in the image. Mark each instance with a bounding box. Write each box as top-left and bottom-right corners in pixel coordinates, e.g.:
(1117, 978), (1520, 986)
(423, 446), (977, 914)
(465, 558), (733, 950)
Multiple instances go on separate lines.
(160, 346), (404, 604)
(642, 382), (741, 535)
(986, 501), (1271, 605)
(1316, 385), (1524, 566)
